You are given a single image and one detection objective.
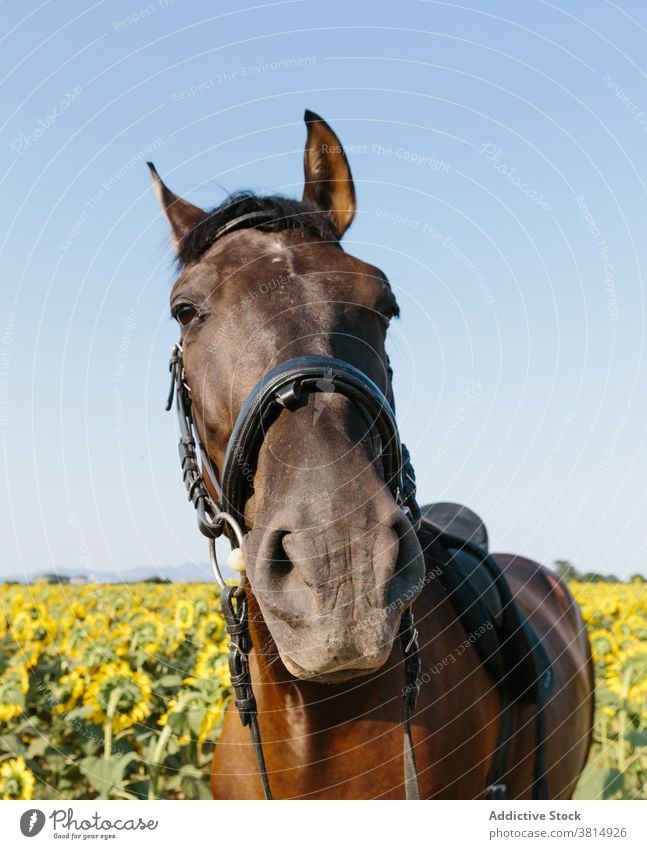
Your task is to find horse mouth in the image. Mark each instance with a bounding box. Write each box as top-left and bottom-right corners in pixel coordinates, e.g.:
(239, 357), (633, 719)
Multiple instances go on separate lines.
(283, 659), (384, 684)
(279, 640), (394, 684)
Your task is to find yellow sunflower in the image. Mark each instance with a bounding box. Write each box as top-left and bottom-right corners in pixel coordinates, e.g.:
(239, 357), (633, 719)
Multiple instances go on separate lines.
(195, 612), (226, 648)
(0, 757), (35, 800)
(129, 614), (163, 656)
(9, 611), (33, 643)
(84, 612), (110, 634)
(193, 643), (231, 688)
(54, 669), (87, 715)
(197, 699), (225, 743)
(589, 628), (618, 665)
(84, 661), (152, 733)
(76, 626), (130, 668)
(13, 643), (42, 671)
(0, 665), (29, 724)
(174, 599), (195, 632)
(610, 644), (647, 708)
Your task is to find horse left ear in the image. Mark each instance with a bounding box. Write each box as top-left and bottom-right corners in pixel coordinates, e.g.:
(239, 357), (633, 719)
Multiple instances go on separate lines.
(302, 110), (356, 238)
(147, 162), (206, 252)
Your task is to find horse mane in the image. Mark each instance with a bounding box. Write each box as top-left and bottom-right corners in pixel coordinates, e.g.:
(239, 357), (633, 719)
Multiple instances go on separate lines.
(177, 191), (340, 266)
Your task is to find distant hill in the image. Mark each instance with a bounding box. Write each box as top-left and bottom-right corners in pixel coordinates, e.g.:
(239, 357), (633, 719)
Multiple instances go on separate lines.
(3, 562), (222, 584)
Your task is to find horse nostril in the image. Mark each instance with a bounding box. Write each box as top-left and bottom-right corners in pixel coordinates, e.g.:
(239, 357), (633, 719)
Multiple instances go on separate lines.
(270, 531), (294, 577)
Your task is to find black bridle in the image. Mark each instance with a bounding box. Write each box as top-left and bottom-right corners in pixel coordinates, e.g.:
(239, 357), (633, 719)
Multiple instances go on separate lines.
(166, 342), (424, 799)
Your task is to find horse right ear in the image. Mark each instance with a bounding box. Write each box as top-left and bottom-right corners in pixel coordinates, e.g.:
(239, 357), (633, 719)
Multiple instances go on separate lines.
(302, 110), (356, 238)
(147, 162), (206, 252)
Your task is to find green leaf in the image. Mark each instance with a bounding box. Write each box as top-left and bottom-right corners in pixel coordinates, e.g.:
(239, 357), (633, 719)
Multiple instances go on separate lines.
(0, 734), (26, 755)
(25, 737), (49, 758)
(603, 768), (625, 799)
(167, 711), (187, 733)
(124, 778), (150, 799)
(79, 753), (137, 797)
(626, 729), (647, 748)
(187, 706), (205, 736)
(594, 689), (619, 706)
(574, 763), (611, 800)
(156, 674), (183, 688)
(179, 764), (211, 799)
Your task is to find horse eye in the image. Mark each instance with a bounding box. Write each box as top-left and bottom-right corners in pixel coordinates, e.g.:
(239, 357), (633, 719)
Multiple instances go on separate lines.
(174, 304), (198, 326)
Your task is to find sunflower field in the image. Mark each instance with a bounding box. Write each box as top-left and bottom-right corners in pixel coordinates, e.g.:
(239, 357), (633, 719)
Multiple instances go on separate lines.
(0, 582), (230, 800)
(0, 578), (646, 800)
(569, 580), (647, 800)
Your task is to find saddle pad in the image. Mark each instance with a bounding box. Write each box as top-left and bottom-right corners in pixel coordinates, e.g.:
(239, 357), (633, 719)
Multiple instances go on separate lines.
(417, 520), (552, 704)
(421, 501), (489, 552)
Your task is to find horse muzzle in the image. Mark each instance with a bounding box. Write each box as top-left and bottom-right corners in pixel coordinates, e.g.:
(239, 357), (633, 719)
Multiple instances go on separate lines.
(245, 512), (425, 682)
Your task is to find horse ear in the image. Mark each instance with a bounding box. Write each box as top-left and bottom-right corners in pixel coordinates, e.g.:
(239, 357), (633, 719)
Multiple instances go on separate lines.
(302, 110), (356, 238)
(147, 162), (206, 252)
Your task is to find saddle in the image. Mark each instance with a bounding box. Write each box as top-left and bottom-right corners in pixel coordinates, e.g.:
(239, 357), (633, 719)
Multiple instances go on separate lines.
(418, 502), (553, 798)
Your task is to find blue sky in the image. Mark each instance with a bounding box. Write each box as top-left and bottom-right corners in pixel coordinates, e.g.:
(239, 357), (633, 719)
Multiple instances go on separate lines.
(1, 0), (646, 580)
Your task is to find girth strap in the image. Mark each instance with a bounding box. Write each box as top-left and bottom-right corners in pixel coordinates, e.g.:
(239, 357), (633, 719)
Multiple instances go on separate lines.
(400, 607), (422, 800)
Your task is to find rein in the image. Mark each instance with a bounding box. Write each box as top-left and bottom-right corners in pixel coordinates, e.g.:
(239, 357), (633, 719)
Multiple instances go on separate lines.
(166, 343), (423, 799)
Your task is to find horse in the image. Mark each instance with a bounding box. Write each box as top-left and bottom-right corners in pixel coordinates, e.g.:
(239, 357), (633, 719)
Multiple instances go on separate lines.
(149, 110), (594, 799)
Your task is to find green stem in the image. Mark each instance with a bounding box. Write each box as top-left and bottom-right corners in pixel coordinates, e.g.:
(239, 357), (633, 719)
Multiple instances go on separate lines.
(149, 692), (192, 800)
(103, 687), (123, 761)
(601, 718), (610, 769)
(617, 669), (632, 774)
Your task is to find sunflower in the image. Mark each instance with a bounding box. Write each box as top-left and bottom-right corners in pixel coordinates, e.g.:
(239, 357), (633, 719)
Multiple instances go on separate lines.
(174, 599), (195, 632)
(193, 643), (231, 688)
(589, 628), (618, 665)
(84, 661), (152, 733)
(84, 612), (110, 634)
(195, 612), (226, 649)
(129, 615), (163, 657)
(12, 643), (42, 671)
(197, 698), (224, 743)
(0, 757), (35, 800)
(54, 669), (87, 715)
(76, 627), (130, 668)
(9, 611), (33, 643)
(0, 665), (29, 724)
(610, 645), (647, 708)
(28, 613), (56, 646)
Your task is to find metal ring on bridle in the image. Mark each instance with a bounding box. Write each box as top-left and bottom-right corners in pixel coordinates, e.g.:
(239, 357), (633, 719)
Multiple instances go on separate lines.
(207, 511), (245, 589)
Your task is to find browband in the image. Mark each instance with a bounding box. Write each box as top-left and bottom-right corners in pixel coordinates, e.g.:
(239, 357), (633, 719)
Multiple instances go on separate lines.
(211, 210), (280, 241)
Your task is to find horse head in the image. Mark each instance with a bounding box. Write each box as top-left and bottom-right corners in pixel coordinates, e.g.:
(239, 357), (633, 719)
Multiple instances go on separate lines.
(151, 111), (425, 683)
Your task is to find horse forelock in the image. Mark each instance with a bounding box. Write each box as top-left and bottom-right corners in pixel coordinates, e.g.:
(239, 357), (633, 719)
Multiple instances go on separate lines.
(176, 191), (341, 267)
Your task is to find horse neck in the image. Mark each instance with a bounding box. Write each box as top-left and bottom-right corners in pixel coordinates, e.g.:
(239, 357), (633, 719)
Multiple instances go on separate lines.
(247, 593), (403, 757)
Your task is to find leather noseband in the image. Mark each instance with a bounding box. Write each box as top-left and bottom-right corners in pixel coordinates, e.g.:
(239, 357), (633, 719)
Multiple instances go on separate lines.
(221, 355), (420, 531)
